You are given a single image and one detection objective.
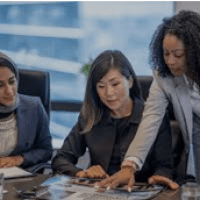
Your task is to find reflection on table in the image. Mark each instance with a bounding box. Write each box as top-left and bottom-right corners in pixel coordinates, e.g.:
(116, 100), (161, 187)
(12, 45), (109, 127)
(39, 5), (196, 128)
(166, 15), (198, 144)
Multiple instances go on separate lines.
(4, 174), (181, 200)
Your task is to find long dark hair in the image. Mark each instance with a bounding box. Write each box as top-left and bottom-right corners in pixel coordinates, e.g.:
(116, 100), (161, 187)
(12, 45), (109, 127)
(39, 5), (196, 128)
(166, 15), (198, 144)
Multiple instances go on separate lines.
(149, 10), (200, 90)
(80, 50), (143, 133)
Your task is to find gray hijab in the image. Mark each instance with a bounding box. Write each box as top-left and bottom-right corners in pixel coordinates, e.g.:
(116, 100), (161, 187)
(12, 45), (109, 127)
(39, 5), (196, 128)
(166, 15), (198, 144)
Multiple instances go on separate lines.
(0, 52), (19, 113)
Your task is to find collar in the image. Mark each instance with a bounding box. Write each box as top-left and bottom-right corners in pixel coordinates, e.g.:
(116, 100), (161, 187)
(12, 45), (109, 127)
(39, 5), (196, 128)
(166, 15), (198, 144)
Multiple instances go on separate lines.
(173, 75), (187, 88)
(183, 74), (189, 86)
(183, 74), (199, 92)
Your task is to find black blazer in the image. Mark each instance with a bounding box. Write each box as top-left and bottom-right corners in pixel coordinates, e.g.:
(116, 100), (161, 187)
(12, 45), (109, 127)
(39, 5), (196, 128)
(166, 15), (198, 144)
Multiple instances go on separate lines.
(52, 97), (174, 181)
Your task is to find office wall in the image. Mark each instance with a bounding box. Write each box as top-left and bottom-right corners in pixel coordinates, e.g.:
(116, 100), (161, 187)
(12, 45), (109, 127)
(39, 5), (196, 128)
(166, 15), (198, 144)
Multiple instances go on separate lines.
(175, 1), (200, 13)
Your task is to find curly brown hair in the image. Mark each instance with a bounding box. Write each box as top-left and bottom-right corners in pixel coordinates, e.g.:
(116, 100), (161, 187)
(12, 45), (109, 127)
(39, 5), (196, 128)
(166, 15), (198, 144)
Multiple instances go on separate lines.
(149, 10), (200, 91)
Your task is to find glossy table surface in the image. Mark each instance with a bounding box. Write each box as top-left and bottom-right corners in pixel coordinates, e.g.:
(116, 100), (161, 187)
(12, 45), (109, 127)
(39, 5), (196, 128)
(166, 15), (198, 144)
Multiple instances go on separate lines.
(4, 174), (50, 200)
(3, 174), (181, 200)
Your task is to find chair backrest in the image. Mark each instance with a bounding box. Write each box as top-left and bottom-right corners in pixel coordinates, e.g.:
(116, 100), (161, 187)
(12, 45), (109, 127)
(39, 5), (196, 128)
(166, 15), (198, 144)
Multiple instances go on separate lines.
(137, 76), (153, 101)
(18, 69), (50, 116)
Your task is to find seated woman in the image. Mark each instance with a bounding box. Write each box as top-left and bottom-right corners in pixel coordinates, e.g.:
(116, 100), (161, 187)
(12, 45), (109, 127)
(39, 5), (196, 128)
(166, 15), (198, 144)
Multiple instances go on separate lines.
(0, 51), (52, 169)
(52, 50), (178, 189)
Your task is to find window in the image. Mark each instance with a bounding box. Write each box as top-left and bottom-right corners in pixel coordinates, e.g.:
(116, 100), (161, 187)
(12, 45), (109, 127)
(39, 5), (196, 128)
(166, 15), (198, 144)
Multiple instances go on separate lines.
(0, 1), (173, 148)
(81, 1), (173, 75)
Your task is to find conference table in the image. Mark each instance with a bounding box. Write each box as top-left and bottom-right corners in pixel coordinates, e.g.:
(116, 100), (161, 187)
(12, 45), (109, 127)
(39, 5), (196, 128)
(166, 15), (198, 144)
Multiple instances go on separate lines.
(3, 174), (182, 200)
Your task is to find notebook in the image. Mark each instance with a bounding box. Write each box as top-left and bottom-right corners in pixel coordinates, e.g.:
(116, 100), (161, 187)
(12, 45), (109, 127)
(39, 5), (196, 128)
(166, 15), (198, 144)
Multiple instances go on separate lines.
(0, 166), (33, 179)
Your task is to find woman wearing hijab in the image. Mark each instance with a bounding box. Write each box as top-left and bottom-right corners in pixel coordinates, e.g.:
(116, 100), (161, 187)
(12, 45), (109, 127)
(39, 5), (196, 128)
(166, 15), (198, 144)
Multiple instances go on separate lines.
(0, 51), (52, 169)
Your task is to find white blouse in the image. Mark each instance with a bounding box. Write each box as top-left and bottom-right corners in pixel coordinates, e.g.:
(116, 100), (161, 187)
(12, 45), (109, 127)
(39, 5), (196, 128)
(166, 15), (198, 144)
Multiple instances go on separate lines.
(0, 113), (18, 157)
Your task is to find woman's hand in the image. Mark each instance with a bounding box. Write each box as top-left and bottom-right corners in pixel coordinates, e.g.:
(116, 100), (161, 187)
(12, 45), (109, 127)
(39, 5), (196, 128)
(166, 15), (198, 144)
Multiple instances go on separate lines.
(95, 166), (135, 192)
(95, 168), (179, 192)
(0, 156), (24, 168)
(148, 175), (179, 190)
(76, 165), (109, 179)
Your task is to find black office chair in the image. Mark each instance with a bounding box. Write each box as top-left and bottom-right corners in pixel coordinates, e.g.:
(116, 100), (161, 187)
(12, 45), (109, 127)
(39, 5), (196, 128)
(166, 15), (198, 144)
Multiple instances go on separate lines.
(18, 69), (52, 174)
(18, 69), (50, 116)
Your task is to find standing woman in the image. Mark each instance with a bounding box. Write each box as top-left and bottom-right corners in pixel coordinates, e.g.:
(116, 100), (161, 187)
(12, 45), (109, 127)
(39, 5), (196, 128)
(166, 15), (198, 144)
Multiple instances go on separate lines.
(0, 52), (52, 169)
(97, 10), (200, 190)
(52, 50), (178, 189)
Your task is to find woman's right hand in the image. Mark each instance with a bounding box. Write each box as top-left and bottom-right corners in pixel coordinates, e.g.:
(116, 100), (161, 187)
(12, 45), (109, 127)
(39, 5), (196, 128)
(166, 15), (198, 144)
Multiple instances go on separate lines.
(0, 156), (24, 168)
(148, 175), (179, 190)
(75, 165), (109, 179)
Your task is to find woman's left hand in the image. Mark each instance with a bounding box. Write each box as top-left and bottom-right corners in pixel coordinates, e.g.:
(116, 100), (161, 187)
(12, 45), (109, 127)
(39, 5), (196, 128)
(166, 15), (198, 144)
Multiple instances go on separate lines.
(0, 156), (24, 168)
(76, 165), (109, 179)
(148, 175), (179, 190)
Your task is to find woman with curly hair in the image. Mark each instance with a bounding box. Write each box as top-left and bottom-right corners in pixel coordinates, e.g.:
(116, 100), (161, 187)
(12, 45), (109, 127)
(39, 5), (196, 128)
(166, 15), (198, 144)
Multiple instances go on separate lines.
(97, 10), (200, 190)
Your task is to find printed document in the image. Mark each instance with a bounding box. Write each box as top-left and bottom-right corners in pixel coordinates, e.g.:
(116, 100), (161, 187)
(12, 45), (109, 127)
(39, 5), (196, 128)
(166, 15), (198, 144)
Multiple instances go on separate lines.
(0, 166), (33, 179)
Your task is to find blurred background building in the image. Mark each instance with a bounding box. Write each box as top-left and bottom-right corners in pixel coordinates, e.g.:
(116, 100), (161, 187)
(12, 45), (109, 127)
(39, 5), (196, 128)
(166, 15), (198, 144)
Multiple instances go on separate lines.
(0, 1), (175, 148)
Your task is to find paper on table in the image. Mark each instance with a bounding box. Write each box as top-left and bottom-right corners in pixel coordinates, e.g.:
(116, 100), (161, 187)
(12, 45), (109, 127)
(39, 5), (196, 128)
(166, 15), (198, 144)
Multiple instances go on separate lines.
(40, 175), (163, 200)
(0, 166), (33, 179)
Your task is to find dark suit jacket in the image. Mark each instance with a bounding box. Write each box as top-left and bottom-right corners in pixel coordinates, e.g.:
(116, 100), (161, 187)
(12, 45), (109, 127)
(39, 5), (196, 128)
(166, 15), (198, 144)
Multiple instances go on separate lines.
(10, 94), (52, 168)
(52, 97), (174, 181)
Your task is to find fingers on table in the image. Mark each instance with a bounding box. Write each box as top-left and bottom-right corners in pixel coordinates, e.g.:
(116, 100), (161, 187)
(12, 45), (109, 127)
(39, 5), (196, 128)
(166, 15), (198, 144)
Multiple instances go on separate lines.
(106, 177), (127, 190)
(76, 170), (88, 178)
(168, 181), (179, 190)
(148, 175), (179, 190)
(127, 173), (135, 192)
(95, 173), (119, 187)
(87, 165), (107, 179)
(0, 160), (13, 168)
(97, 172), (127, 188)
(96, 165), (108, 178)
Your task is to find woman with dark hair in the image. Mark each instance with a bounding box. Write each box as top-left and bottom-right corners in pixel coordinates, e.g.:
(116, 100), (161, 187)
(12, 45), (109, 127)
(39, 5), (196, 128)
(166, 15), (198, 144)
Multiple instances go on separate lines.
(97, 10), (200, 191)
(52, 50), (178, 189)
(0, 51), (52, 169)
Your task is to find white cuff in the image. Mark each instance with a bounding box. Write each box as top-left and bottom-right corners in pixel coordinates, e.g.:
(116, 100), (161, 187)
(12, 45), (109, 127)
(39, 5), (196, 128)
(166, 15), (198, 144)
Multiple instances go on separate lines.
(124, 157), (143, 171)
